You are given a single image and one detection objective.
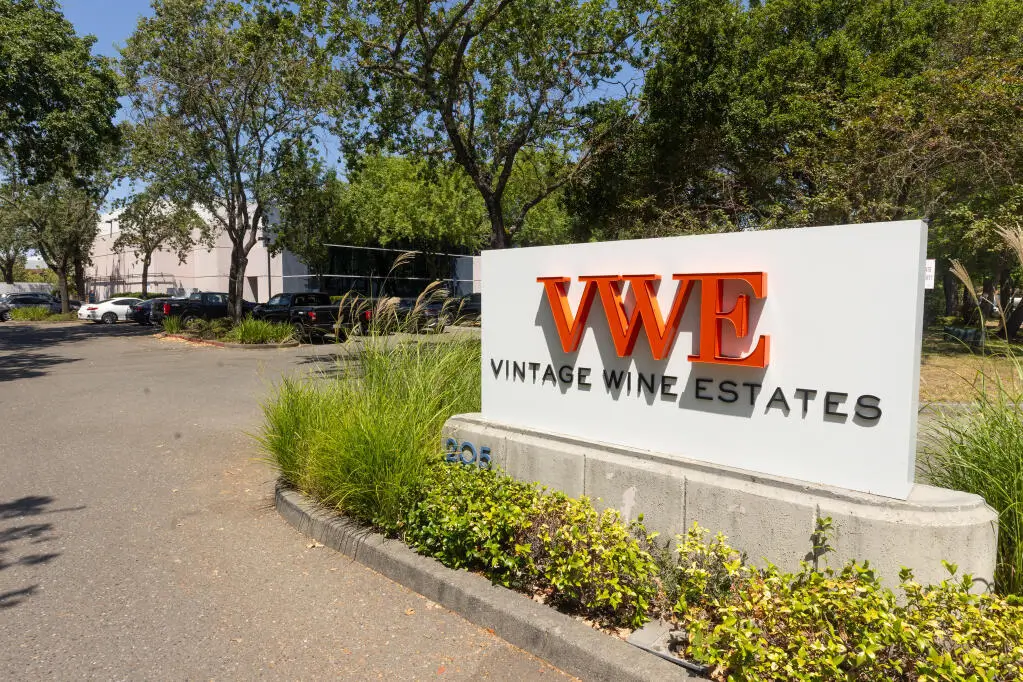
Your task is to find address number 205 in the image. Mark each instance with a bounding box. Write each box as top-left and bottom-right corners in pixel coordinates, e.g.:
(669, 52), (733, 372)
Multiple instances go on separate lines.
(444, 438), (492, 470)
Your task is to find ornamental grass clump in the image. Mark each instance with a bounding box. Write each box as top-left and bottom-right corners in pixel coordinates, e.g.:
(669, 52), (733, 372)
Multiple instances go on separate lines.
(223, 317), (294, 344)
(161, 315), (184, 333)
(260, 335), (481, 530)
(923, 372), (1023, 596)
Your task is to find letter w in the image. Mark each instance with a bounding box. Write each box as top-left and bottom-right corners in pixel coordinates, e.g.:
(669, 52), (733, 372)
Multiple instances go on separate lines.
(583, 275), (695, 361)
(537, 276), (598, 353)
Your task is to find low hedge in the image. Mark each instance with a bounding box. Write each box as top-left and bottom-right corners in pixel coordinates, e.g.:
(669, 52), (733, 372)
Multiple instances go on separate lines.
(8, 308), (77, 322)
(404, 464), (657, 628)
(668, 525), (1023, 681)
(403, 465), (1023, 680)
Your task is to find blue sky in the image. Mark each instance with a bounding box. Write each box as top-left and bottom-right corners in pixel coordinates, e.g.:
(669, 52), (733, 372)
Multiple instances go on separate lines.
(62, 0), (153, 58)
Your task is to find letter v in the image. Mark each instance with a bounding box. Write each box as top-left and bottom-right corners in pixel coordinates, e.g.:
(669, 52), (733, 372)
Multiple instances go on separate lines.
(537, 276), (599, 353)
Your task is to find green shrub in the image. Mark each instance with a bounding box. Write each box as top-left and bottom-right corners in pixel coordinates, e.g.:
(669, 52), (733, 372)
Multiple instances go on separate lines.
(675, 525), (1023, 681)
(161, 315), (184, 333)
(404, 464), (658, 628)
(261, 335), (481, 530)
(9, 306), (51, 321)
(923, 368), (1023, 595)
(223, 317), (294, 344)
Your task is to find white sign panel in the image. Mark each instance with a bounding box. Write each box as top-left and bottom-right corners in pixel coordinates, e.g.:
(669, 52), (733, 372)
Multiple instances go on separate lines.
(481, 220), (927, 499)
(925, 259), (935, 289)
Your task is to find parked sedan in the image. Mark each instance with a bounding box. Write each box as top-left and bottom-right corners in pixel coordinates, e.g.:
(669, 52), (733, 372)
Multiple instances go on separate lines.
(79, 298), (143, 324)
(2, 292), (81, 313)
(128, 298), (168, 325)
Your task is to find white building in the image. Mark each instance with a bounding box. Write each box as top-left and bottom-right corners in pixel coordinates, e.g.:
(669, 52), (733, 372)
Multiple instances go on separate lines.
(87, 209), (312, 302)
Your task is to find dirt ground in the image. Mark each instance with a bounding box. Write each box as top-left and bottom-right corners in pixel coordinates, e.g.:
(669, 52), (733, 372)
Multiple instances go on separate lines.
(920, 329), (1022, 403)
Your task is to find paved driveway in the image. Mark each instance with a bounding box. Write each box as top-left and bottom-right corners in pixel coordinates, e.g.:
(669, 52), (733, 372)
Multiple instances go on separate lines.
(0, 322), (566, 680)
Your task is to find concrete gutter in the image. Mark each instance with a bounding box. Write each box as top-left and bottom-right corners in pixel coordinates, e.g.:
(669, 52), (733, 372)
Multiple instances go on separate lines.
(275, 482), (694, 682)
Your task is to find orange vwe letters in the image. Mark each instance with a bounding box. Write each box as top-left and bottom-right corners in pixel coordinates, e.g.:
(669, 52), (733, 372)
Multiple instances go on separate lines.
(536, 276), (599, 353)
(537, 272), (769, 367)
(581, 275), (695, 360)
(685, 273), (769, 368)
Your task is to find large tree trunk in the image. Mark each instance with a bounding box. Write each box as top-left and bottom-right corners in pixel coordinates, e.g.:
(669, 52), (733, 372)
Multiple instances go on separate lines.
(73, 258), (86, 300)
(485, 198), (509, 249)
(942, 270), (957, 316)
(141, 252), (151, 297)
(1, 257), (13, 284)
(228, 244), (248, 322)
(56, 266), (70, 314)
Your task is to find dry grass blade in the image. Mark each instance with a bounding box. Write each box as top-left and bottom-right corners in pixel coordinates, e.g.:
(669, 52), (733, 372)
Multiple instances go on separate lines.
(997, 224), (1023, 271)
(949, 259), (977, 305)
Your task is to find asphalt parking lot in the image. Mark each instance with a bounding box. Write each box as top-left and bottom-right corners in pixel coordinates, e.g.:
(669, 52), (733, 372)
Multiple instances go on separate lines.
(0, 322), (565, 680)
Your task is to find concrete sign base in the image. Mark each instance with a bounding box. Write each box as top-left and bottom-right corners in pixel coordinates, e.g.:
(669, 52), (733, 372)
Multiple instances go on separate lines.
(444, 413), (997, 591)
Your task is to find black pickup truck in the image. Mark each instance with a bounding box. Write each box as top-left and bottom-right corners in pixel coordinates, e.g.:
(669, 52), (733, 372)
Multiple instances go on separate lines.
(151, 291), (256, 325)
(252, 291), (369, 341)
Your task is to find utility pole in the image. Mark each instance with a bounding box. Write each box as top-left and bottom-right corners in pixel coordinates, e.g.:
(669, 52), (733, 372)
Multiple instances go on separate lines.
(259, 231), (272, 301)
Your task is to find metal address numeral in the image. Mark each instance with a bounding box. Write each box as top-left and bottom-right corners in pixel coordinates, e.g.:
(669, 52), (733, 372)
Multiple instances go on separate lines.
(441, 438), (491, 470)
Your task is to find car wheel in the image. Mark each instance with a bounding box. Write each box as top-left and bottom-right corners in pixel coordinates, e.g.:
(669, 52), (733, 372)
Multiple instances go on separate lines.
(180, 315), (196, 326)
(101, 312), (117, 325)
(0, 310), (10, 322)
(292, 322), (307, 343)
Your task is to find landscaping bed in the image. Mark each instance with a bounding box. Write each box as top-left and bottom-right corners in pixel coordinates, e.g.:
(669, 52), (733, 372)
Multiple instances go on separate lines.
(160, 316), (299, 346)
(260, 334), (1023, 681)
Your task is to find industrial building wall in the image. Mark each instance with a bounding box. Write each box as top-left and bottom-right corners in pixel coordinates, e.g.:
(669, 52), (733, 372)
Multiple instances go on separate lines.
(87, 210), (311, 302)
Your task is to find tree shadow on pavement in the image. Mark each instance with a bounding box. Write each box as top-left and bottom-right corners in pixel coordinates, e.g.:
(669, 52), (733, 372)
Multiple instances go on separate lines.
(0, 352), (81, 382)
(0, 495), (84, 609)
(0, 322), (159, 351)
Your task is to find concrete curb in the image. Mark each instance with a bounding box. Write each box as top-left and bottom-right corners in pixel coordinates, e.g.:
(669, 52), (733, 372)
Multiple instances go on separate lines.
(158, 333), (299, 349)
(275, 482), (694, 682)
(220, 340), (300, 349)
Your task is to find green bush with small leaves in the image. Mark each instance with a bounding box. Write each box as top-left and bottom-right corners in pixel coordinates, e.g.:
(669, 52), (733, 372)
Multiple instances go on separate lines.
(672, 525), (1023, 682)
(404, 464), (657, 628)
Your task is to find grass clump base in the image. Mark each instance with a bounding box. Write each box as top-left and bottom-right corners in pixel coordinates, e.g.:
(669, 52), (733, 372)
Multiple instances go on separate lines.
(161, 315), (184, 333)
(222, 317), (294, 344)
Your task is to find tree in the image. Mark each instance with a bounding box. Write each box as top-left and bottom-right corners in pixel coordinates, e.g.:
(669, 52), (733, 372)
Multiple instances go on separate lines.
(0, 0), (120, 182)
(0, 209), (29, 283)
(0, 177), (101, 311)
(114, 190), (208, 296)
(122, 0), (320, 320)
(267, 147), (346, 284)
(272, 150), (572, 278)
(318, 0), (650, 248)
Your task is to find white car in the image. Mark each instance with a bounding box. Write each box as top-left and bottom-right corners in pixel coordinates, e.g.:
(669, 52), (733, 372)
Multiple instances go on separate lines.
(79, 298), (142, 324)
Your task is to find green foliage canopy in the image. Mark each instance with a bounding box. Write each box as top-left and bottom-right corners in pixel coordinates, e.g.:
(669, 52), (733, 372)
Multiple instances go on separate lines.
(315, 0), (650, 248)
(0, 0), (120, 181)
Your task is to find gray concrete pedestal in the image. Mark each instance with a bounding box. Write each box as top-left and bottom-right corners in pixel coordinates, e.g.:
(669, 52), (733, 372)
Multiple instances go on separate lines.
(444, 413), (998, 590)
